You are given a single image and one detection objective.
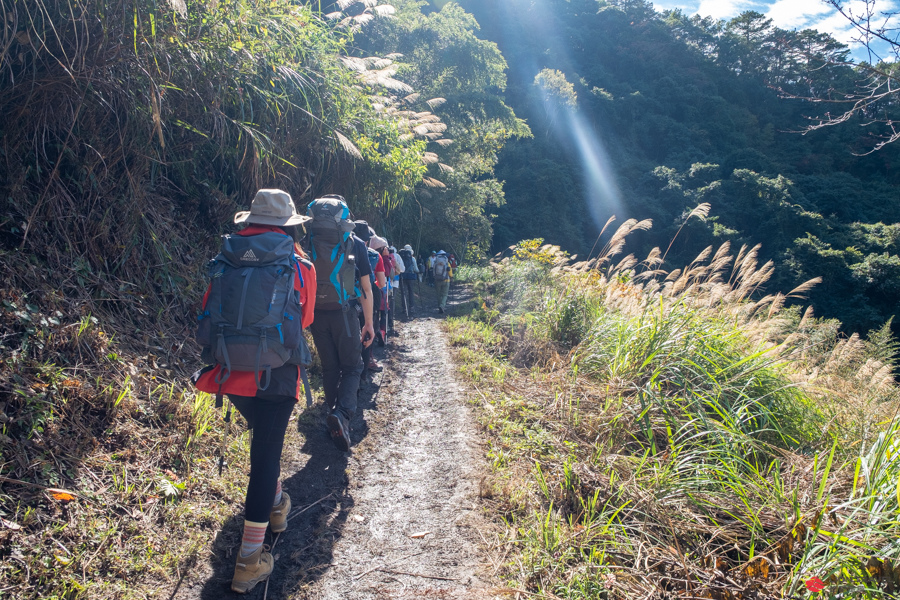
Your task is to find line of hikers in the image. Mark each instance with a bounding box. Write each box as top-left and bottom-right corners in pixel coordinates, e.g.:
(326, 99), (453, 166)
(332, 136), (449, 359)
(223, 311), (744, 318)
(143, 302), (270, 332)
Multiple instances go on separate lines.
(190, 189), (455, 593)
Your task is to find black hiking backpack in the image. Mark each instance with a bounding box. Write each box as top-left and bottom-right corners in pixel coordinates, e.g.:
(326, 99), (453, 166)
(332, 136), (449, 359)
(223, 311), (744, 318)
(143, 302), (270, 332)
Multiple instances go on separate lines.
(197, 231), (311, 390)
(398, 248), (416, 279)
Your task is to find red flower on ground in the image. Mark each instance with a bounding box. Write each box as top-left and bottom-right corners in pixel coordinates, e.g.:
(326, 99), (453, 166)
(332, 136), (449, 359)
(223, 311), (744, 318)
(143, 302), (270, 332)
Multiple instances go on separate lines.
(805, 576), (826, 593)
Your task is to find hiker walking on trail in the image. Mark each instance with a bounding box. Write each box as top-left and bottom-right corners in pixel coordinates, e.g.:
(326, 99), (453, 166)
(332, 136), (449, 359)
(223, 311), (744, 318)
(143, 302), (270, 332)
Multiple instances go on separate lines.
(306, 195), (374, 453)
(426, 250), (436, 286)
(398, 244), (419, 313)
(388, 245), (400, 326)
(374, 241), (396, 338)
(433, 250), (451, 313)
(353, 221), (385, 369)
(192, 189), (316, 594)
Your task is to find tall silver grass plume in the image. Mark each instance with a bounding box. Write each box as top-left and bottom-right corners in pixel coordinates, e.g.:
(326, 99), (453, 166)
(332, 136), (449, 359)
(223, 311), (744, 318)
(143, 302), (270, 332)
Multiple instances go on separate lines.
(868, 363), (894, 392)
(371, 57), (394, 69)
(351, 13), (375, 26)
(604, 218), (651, 261)
(334, 131), (363, 160)
(643, 247), (663, 268)
(687, 202), (711, 221)
(798, 306), (815, 328)
(613, 254), (637, 273)
(786, 277), (822, 299)
(766, 293), (786, 318)
(374, 5), (396, 16)
(427, 97), (447, 109)
(167, 0), (187, 17)
(730, 244), (750, 284)
(690, 245), (713, 266)
(709, 242), (732, 272)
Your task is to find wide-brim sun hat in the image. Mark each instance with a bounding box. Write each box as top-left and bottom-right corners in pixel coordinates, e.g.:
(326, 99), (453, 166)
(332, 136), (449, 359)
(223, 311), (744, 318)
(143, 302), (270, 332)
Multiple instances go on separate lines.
(437, 250), (447, 255)
(369, 235), (388, 250)
(234, 189), (311, 227)
(402, 244), (414, 252)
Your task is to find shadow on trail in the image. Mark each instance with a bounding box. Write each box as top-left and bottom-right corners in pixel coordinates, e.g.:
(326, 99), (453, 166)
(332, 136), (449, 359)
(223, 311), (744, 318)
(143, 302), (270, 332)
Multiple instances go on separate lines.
(186, 358), (385, 600)
(180, 278), (471, 600)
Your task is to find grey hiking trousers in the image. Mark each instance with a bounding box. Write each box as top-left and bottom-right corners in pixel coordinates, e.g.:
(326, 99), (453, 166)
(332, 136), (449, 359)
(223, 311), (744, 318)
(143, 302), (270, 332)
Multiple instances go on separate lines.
(309, 306), (363, 420)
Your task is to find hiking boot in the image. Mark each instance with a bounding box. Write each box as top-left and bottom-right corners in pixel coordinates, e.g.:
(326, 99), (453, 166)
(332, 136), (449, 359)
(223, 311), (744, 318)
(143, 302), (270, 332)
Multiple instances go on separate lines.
(231, 545), (273, 594)
(327, 412), (351, 452)
(438, 306), (444, 314)
(269, 491), (291, 534)
(367, 358), (381, 371)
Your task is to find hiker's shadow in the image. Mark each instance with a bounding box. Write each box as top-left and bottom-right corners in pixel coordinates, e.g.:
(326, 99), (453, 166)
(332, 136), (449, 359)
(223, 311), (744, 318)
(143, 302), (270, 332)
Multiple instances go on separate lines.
(187, 369), (383, 600)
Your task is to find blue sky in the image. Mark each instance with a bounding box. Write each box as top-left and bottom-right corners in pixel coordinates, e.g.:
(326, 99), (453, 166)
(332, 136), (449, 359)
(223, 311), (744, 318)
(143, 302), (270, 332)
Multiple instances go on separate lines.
(651, 0), (899, 61)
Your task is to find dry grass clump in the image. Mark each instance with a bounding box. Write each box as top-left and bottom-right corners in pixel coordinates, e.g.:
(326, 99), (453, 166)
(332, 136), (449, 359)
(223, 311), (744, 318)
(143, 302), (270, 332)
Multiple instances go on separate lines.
(450, 220), (900, 599)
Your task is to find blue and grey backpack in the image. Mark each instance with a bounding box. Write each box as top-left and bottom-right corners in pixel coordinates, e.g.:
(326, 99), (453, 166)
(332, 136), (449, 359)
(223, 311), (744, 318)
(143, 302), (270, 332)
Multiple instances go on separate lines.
(197, 231), (311, 391)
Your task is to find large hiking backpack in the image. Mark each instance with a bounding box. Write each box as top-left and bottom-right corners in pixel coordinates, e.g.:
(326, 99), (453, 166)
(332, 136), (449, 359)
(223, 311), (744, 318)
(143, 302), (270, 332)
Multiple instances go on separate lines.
(197, 231), (309, 390)
(306, 196), (357, 310)
(366, 247), (380, 285)
(433, 255), (449, 281)
(398, 248), (416, 280)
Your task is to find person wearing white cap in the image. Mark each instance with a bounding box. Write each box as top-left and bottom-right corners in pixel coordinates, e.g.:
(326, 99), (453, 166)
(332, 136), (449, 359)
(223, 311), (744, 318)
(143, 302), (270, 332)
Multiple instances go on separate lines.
(398, 244), (419, 313)
(433, 250), (451, 313)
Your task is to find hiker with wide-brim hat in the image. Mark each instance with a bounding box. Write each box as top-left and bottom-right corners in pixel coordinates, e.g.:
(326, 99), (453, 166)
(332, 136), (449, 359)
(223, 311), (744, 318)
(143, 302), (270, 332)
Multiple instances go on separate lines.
(193, 188), (317, 594)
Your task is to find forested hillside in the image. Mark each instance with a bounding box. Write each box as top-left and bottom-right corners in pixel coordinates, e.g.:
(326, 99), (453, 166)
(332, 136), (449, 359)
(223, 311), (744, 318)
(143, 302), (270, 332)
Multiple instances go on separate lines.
(458, 0), (900, 333)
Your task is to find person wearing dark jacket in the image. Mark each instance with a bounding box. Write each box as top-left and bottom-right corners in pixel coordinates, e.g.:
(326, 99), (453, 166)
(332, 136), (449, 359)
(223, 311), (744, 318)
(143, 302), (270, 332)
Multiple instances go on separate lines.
(306, 196), (374, 453)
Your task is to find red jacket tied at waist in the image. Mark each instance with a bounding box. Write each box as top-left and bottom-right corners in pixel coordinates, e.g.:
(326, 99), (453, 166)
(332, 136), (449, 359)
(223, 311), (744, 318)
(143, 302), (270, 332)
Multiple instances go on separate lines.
(193, 225), (316, 397)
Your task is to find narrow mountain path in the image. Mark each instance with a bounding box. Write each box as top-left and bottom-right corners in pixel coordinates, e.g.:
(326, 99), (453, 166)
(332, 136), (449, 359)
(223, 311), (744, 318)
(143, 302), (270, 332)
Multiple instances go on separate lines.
(172, 287), (499, 600)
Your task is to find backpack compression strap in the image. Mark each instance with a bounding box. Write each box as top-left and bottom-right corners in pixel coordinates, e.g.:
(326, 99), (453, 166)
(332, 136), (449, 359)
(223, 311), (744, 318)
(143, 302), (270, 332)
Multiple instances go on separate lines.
(213, 329), (232, 385)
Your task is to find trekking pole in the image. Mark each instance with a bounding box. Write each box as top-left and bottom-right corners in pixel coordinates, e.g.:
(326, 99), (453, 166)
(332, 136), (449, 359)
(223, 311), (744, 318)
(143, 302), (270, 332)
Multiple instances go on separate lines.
(218, 393), (232, 476)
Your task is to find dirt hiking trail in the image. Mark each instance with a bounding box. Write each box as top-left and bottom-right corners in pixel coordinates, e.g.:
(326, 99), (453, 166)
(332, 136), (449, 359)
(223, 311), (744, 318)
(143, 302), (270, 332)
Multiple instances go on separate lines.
(170, 287), (502, 600)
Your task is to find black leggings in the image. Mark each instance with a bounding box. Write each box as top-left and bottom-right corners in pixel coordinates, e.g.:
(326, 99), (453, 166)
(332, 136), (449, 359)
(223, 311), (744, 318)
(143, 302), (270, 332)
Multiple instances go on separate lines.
(228, 394), (296, 523)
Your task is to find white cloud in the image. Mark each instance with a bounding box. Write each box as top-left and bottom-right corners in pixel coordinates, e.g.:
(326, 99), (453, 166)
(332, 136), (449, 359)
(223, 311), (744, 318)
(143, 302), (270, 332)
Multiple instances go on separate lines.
(651, 0), (700, 11)
(696, 0), (759, 20)
(765, 0), (832, 29)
